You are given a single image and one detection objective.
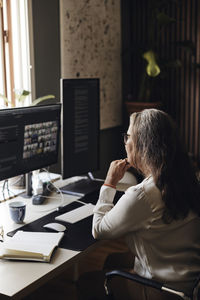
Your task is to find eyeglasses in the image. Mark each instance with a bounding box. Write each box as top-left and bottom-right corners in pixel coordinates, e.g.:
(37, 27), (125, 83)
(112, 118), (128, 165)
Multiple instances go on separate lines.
(122, 133), (130, 144)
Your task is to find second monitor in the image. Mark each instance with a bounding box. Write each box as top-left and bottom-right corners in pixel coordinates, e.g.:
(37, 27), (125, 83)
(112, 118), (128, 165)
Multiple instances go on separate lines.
(60, 78), (103, 196)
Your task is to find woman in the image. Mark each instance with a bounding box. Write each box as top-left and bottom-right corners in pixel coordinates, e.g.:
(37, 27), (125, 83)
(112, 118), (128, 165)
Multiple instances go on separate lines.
(91, 109), (200, 298)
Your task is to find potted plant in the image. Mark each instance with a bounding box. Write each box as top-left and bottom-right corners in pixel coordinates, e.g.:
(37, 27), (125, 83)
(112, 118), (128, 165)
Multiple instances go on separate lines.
(125, 0), (196, 114)
(0, 89), (55, 108)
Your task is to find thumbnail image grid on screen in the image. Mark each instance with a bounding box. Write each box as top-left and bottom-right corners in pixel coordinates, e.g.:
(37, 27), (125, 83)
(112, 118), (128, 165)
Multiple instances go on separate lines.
(0, 104), (61, 181)
(23, 121), (58, 159)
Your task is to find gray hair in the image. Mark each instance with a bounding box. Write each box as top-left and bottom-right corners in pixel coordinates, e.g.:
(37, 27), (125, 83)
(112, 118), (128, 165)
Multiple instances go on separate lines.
(129, 109), (200, 222)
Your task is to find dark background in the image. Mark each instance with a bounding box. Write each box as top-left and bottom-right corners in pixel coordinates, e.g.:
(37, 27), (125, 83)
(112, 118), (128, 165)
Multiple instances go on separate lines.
(31, 0), (200, 178)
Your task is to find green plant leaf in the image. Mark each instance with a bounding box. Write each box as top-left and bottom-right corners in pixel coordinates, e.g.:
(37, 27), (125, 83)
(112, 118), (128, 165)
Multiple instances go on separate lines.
(0, 93), (11, 106)
(192, 62), (200, 68)
(31, 95), (55, 106)
(164, 59), (182, 68)
(143, 51), (161, 77)
(15, 89), (31, 103)
(175, 40), (196, 55)
(0, 93), (8, 102)
(157, 12), (176, 26)
(150, 0), (181, 11)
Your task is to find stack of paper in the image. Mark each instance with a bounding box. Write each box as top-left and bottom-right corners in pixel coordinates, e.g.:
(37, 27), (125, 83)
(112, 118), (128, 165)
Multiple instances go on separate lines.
(0, 231), (64, 262)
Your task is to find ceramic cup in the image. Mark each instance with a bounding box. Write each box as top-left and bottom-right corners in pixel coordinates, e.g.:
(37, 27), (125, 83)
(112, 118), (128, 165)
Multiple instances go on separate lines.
(8, 201), (26, 224)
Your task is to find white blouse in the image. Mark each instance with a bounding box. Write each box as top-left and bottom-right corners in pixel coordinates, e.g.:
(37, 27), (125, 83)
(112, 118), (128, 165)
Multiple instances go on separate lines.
(92, 176), (200, 294)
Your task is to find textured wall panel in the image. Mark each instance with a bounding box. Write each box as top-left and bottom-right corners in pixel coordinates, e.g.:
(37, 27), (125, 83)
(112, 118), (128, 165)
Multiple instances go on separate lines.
(60, 0), (122, 129)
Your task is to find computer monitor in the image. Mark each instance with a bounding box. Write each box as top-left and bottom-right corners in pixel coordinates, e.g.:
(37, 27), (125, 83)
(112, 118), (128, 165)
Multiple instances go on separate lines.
(60, 78), (102, 196)
(0, 104), (61, 181)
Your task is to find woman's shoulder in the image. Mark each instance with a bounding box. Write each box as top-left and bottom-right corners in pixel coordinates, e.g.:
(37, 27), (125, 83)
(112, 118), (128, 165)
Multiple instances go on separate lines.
(126, 176), (158, 193)
(126, 176), (164, 210)
(142, 176), (160, 194)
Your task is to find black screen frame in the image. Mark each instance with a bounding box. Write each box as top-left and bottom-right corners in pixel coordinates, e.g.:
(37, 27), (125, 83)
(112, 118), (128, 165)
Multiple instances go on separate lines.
(0, 104), (61, 181)
(61, 78), (100, 179)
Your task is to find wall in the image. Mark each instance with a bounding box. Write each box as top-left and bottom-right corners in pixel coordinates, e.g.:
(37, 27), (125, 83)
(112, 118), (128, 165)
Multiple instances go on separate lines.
(31, 0), (61, 101)
(31, 0), (124, 178)
(60, 0), (122, 130)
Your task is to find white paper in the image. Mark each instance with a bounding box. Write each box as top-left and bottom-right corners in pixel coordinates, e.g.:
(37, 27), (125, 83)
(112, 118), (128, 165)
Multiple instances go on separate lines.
(3, 231), (64, 256)
(38, 172), (61, 182)
(55, 203), (94, 224)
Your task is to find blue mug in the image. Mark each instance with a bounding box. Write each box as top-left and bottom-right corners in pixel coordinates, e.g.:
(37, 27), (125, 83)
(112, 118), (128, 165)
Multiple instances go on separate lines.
(9, 201), (26, 224)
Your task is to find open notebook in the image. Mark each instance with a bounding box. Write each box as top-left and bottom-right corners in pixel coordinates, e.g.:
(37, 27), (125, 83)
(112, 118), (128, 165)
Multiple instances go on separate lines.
(0, 231), (64, 262)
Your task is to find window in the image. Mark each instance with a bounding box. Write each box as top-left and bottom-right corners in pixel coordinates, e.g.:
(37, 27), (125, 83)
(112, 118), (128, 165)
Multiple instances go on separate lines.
(0, 0), (32, 108)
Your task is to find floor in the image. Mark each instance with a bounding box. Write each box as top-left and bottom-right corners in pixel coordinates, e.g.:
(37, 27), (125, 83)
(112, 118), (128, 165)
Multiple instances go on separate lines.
(23, 238), (129, 300)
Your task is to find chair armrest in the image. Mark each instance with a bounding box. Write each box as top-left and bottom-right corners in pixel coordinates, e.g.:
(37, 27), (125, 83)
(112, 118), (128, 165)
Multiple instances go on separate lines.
(104, 270), (188, 300)
(105, 270), (162, 290)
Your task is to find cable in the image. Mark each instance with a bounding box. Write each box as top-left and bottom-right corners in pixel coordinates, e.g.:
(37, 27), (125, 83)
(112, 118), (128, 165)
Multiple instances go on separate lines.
(6, 180), (16, 199)
(1, 180), (6, 202)
(41, 168), (64, 207)
(29, 168), (65, 213)
(8, 175), (24, 187)
(0, 176), (25, 202)
(41, 169), (89, 207)
(31, 169), (88, 213)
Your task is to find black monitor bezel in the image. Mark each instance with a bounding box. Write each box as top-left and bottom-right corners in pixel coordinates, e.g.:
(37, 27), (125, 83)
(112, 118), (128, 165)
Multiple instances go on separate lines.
(61, 78), (100, 179)
(0, 103), (61, 181)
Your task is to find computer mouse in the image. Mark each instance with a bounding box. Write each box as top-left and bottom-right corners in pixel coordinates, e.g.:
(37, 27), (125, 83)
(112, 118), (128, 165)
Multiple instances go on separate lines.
(43, 222), (66, 232)
(32, 194), (45, 205)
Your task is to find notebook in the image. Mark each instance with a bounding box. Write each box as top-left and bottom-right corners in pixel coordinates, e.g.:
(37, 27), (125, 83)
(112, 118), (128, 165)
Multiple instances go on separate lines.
(0, 231), (64, 262)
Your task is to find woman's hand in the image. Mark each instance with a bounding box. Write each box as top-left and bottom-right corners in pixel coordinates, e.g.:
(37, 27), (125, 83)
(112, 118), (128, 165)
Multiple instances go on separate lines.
(104, 159), (131, 187)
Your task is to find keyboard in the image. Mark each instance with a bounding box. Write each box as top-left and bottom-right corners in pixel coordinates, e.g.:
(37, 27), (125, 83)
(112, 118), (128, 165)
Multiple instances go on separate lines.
(60, 178), (103, 197)
(55, 203), (95, 223)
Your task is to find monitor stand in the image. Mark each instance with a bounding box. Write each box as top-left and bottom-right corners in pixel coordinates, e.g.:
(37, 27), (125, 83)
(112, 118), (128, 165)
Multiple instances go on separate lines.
(60, 172), (103, 197)
(21, 172), (33, 198)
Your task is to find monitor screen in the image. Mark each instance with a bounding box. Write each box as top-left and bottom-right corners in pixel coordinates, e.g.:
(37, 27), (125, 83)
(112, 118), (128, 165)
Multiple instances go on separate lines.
(0, 104), (61, 181)
(61, 78), (100, 179)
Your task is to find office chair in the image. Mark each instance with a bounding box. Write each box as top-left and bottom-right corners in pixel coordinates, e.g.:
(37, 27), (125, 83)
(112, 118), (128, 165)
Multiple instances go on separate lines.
(104, 270), (200, 300)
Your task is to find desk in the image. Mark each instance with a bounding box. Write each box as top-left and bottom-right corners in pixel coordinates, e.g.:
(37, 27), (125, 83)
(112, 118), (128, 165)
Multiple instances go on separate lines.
(0, 173), (135, 299)
(0, 176), (103, 300)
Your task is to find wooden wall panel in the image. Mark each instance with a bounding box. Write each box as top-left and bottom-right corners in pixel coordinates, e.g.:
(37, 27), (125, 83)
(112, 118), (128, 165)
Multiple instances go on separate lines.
(121, 0), (200, 165)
